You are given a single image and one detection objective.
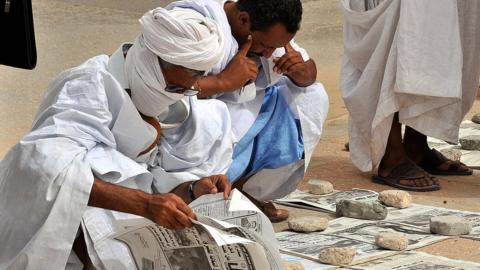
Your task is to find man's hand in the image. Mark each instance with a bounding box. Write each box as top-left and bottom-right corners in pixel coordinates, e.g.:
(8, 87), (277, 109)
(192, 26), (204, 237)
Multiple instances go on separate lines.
(193, 174), (232, 200)
(273, 43), (317, 87)
(217, 35), (258, 91)
(146, 193), (197, 230)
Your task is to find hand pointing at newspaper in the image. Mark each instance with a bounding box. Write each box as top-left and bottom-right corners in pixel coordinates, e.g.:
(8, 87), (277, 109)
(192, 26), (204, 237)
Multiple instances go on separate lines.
(146, 193), (197, 230)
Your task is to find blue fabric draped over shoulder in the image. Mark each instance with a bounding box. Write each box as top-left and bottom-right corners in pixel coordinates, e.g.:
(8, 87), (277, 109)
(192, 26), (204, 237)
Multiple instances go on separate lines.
(226, 85), (304, 182)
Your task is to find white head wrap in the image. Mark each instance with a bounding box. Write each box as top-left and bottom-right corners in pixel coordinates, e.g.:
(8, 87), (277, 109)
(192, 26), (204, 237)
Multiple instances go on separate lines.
(125, 7), (225, 117)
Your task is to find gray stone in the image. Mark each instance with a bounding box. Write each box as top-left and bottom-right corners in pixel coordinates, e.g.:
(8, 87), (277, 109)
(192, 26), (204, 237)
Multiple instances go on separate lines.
(439, 148), (462, 161)
(471, 113), (480, 124)
(282, 261), (305, 270)
(375, 232), (408, 251)
(307, 179), (334, 195)
(288, 216), (329, 233)
(336, 200), (388, 220)
(459, 135), (480, 151)
(318, 247), (356, 266)
(430, 216), (472, 236)
(378, 190), (412, 209)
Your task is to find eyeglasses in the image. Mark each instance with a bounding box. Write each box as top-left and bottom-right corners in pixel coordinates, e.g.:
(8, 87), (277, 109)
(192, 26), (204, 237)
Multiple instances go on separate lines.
(158, 57), (204, 96)
(164, 85), (199, 96)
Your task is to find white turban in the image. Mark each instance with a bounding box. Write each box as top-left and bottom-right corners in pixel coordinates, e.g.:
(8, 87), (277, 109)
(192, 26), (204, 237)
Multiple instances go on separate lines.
(125, 7), (225, 117)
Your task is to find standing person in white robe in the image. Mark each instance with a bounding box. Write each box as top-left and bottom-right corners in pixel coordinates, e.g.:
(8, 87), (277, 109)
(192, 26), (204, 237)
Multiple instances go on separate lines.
(340, 0), (480, 191)
(0, 7), (233, 270)
(167, 0), (329, 222)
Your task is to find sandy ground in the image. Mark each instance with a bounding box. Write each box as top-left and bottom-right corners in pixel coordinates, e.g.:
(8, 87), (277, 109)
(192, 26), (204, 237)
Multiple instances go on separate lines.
(0, 0), (479, 266)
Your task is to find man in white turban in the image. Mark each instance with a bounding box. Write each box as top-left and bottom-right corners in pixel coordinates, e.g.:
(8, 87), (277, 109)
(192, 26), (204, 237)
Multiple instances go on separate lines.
(0, 7), (232, 270)
(339, 0), (480, 191)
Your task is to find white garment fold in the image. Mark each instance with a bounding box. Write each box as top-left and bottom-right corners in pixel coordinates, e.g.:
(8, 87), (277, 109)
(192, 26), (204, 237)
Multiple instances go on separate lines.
(340, 0), (480, 171)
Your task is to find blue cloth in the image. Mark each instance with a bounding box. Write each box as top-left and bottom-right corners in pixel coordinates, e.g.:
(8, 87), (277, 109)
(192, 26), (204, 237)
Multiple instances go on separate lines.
(226, 85), (304, 182)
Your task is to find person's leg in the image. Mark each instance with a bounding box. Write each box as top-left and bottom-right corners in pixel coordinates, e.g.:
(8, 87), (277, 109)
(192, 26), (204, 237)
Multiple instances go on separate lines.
(232, 177), (289, 223)
(375, 113), (439, 189)
(405, 126), (472, 175)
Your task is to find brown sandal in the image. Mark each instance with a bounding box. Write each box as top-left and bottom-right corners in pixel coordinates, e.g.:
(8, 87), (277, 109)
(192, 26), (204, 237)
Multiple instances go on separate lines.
(418, 149), (473, 176)
(372, 160), (441, 192)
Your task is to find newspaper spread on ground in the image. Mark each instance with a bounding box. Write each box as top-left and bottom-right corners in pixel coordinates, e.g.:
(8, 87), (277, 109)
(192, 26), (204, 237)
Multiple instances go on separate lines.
(276, 200), (480, 266)
(428, 120), (480, 168)
(386, 204), (480, 241)
(110, 189), (284, 270)
(275, 189), (379, 213)
(280, 254), (337, 270)
(277, 230), (396, 265)
(356, 251), (480, 269)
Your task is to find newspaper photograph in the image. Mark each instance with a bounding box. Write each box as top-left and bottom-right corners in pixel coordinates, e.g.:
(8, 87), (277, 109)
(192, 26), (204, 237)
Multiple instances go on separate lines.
(276, 231), (396, 265)
(113, 219), (271, 270)
(322, 217), (448, 250)
(108, 189), (283, 270)
(356, 251), (480, 269)
(275, 189), (379, 213)
(386, 204), (480, 240)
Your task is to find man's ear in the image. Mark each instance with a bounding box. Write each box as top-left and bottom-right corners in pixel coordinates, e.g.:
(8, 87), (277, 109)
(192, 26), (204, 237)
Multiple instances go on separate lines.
(237, 11), (251, 30)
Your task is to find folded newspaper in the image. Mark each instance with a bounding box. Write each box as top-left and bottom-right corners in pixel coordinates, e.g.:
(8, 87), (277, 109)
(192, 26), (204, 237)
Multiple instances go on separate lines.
(108, 189), (284, 270)
(275, 188), (379, 213)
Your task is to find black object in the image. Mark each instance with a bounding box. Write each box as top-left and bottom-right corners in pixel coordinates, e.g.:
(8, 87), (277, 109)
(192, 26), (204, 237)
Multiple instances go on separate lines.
(0, 0), (37, 69)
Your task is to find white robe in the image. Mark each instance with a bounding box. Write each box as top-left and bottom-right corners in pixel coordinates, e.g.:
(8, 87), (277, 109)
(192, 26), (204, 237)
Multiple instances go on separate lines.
(340, 0), (480, 172)
(0, 44), (235, 269)
(167, 0), (330, 201)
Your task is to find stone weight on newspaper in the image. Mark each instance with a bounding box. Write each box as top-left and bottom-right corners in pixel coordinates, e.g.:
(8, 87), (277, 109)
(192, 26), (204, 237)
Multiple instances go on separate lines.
(318, 247), (356, 266)
(336, 200), (387, 220)
(471, 113), (480, 124)
(375, 232), (408, 251)
(378, 190), (411, 209)
(283, 261), (305, 270)
(430, 216), (472, 236)
(288, 216), (329, 233)
(307, 179), (333, 195)
(439, 148), (462, 162)
(459, 135), (480, 151)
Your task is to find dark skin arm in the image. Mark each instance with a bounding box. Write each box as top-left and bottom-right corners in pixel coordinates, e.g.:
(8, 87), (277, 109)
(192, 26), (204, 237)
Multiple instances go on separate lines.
(197, 36), (257, 98)
(88, 177), (196, 230)
(88, 175), (232, 229)
(273, 43), (317, 87)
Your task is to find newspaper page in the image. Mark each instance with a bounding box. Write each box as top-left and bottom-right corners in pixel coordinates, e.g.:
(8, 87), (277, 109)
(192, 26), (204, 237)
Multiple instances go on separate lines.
(275, 189), (379, 213)
(356, 251), (480, 269)
(386, 204), (480, 240)
(280, 254), (338, 270)
(276, 231), (396, 265)
(322, 217), (448, 250)
(113, 218), (272, 270)
(428, 120), (480, 168)
(189, 189), (277, 244)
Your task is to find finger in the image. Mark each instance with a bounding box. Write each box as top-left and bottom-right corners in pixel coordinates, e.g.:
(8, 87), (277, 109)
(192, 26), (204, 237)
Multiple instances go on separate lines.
(277, 57), (303, 73)
(176, 200), (196, 219)
(284, 43), (295, 53)
(218, 176), (232, 199)
(174, 210), (193, 228)
(273, 54), (290, 72)
(285, 62), (304, 74)
(238, 35), (253, 57)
